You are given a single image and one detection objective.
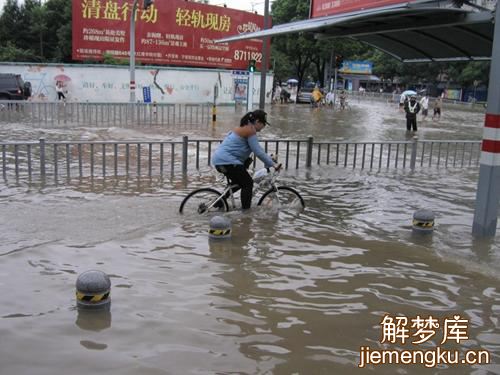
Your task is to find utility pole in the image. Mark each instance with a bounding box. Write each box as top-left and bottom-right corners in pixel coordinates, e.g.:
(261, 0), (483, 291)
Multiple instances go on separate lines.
(129, 0), (153, 103)
(258, 0), (270, 110)
(129, 0), (139, 103)
(472, 4), (500, 237)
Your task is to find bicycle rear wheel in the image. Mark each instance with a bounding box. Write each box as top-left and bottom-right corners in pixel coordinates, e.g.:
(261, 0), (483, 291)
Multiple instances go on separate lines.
(179, 188), (228, 214)
(257, 186), (305, 209)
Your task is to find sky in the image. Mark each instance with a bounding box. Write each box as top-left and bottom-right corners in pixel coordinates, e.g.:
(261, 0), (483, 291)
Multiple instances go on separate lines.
(0, 0), (274, 15)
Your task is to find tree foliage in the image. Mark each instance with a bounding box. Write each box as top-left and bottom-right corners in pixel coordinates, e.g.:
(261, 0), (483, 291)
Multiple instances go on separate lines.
(0, 0), (71, 62)
(271, 0), (314, 88)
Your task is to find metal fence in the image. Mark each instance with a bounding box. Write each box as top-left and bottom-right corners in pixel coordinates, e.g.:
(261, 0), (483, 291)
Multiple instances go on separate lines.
(0, 136), (482, 182)
(0, 101), (211, 127)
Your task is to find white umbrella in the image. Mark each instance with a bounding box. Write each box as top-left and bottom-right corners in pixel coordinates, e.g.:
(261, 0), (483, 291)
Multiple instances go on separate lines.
(287, 78), (299, 84)
(401, 90), (417, 97)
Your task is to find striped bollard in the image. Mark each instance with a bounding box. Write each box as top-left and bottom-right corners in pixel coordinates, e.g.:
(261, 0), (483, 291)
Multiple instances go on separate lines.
(76, 270), (111, 311)
(412, 209), (435, 234)
(209, 216), (232, 240)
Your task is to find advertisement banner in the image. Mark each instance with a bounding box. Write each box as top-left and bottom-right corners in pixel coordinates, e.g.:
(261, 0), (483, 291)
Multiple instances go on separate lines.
(310, 0), (414, 18)
(234, 78), (248, 101)
(72, 0), (269, 70)
(340, 61), (373, 74)
(444, 89), (462, 101)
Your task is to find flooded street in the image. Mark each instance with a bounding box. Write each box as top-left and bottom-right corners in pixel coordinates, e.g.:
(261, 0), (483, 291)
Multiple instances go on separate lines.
(1, 100), (499, 374)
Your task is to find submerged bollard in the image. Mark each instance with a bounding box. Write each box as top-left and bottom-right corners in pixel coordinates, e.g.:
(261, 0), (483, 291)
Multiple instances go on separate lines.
(76, 310), (112, 331)
(209, 215), (232, 240)
(76, 270), (111, 311)
(412, 209), (435, 234)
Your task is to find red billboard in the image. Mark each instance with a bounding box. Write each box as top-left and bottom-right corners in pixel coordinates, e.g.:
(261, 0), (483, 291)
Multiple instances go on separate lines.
(72, 0), (269, 70)
(310, 0), (411, 18)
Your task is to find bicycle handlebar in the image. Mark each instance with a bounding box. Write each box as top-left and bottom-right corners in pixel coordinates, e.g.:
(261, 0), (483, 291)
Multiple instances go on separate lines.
(266, 163), (282, 173)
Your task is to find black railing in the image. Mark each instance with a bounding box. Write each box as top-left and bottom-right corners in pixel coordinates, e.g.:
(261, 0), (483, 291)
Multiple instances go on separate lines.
(0, 101), (211, 127)
(0, 137), (482, 182)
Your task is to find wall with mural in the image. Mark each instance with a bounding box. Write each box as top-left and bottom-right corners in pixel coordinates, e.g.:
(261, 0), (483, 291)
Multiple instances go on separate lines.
(0, 63), (273, 104)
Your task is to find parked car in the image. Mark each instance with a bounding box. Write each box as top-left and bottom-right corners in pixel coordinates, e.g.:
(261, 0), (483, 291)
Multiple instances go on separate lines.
(0, 73), (32, 100)
(296, 87), (314, 103)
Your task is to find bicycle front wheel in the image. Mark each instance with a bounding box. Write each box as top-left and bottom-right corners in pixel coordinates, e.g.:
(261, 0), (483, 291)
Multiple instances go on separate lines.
(179, 188), (228, 214)
(257, 186), (305, 209)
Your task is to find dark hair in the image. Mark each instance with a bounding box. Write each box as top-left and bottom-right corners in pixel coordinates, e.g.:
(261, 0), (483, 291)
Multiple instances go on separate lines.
(240, 111), (255, 126)
(240, 109), (270, 127)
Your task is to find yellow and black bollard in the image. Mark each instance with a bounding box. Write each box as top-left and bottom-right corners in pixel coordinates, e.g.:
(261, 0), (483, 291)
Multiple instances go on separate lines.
(209, 216), (232, 240)
(76, 270), (111, 311)
(412, 209), (435, 234)
(212, 104), (217, 124)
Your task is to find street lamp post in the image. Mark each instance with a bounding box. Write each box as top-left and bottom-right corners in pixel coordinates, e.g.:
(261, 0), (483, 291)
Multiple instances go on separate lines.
(129, 0), (139, 103)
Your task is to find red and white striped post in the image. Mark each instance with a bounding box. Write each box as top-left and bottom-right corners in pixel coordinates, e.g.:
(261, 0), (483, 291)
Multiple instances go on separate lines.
(472, 3), (500, 237)
(130, 80), (136, 101)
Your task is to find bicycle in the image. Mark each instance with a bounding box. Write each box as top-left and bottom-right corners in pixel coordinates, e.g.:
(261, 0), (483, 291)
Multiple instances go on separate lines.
(179, 166), (305, 215)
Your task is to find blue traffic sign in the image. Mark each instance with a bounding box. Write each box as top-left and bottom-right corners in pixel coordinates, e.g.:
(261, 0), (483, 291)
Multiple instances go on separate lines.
(143, 86), (152, 103)
(232, 70), (249, 76)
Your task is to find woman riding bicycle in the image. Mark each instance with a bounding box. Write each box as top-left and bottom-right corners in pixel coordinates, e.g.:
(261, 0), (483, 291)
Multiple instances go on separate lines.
(212, 109), (280, 210)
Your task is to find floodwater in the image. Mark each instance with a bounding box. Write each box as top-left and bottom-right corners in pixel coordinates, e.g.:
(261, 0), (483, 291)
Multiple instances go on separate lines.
(1, 100), (499, 374)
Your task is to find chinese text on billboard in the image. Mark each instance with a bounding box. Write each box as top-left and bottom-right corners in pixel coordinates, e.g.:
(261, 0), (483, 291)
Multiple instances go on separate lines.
(73, 0), (269, 70)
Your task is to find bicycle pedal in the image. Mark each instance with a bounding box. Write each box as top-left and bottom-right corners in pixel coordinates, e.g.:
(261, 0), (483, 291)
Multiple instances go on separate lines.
(213, 200), (224, 209)
(198, 203), (207, 214)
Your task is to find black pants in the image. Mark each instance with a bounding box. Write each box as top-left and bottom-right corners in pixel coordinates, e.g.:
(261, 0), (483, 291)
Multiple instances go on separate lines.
(216, 164), (254, 209)
(57, 92), (66, 100)
(406, 117), (417, 131)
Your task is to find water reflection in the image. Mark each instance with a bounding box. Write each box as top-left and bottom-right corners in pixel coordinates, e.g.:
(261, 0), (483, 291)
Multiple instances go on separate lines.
(471, 237), (498, 263)
(79, 340), (108, 350)
(206, 216), (290, 372)
(75, 310), (112, 332)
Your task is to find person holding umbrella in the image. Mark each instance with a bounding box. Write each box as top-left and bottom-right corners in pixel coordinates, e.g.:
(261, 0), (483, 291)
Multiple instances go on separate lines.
(399, 90), (416, 111)
(404, 95), (421, 131)
(56, 81), (66, 101)
(54, 74), (71, 102)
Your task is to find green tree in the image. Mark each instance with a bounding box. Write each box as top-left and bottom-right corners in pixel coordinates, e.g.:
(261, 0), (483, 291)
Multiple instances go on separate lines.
(0, 0), (23, 50)
(52, 0), (73, 62)
(271, 0), (374, 87)
(446, 61), (490, 87)
(271, 0), (314, 88)
(43, 0), (72, 62)
(0, 0), (71, 62)
(21, 0), (48, 59)
(0, 41), (39, 61)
